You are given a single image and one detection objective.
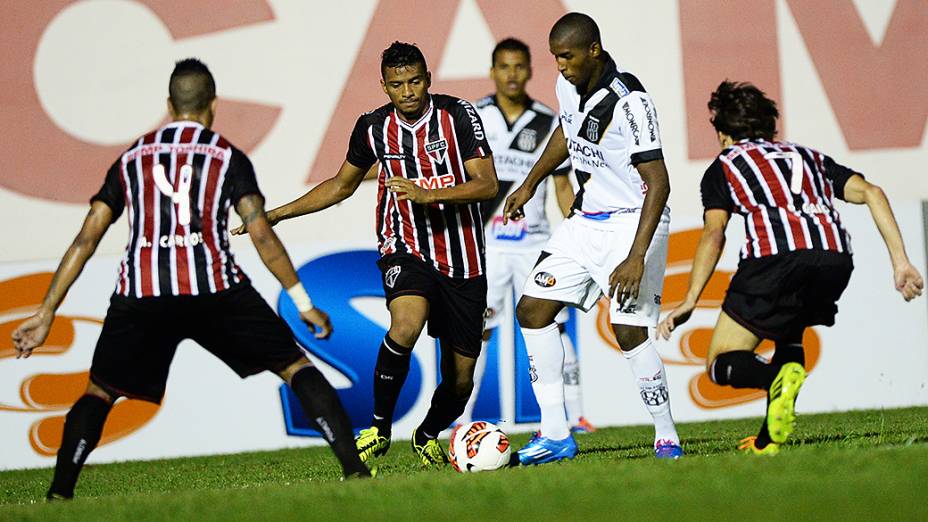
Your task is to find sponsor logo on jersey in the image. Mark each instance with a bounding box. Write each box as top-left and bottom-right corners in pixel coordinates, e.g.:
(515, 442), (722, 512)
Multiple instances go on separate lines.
(641, 97), (657, 142)
(560, 111), (573, 125)
(609, 77), (630, 98)
(516, 128), (538, 152)
(383, 153), (405, 161)
(533, 271), (556, 288)
(414, 173), (456, 190)
(424, 138), (448, 164)
(623, 102), (640, 145)
(384, 265), (402, 288)
(458, 100), (485, 140)
(379, 236), (397, 255)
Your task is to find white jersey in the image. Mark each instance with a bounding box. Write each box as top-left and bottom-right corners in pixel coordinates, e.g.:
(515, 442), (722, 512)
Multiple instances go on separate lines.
(476, 95), (570, 252)
(556, 55), (669, 225)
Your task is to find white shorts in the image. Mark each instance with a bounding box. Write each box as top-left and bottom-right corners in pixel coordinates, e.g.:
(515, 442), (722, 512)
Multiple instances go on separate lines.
(521, 215), (669, 326)
(485, 247), (569, 330)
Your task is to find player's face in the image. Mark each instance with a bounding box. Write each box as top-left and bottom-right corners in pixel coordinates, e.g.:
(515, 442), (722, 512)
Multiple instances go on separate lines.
(549, 38), (598, 89)
(491, 50), (532, 99)
(381, 63), (431, 120)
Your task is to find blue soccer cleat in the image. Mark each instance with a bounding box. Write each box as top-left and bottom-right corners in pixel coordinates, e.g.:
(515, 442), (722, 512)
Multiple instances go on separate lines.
(517, 435), (578, 465)
(654, 439), (684, 459)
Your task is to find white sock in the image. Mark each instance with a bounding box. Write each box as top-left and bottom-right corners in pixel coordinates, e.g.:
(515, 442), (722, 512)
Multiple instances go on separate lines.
(521, 323), (569, 440)
(458, 338), (489, 424)
(622, 338), (679, 446)
(561, 331), (583, 425)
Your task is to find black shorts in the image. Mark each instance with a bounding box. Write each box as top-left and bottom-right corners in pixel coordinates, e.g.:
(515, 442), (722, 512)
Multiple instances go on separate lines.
(89, 283), (305, 404)
(722, 250), (854, 343)
(377, 254), (487, 358)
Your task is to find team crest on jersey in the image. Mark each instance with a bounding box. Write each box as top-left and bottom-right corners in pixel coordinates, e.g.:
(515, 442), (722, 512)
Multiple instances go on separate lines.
(516, 128), (538, 152)
(533, 272), (556, 288)
(585, 116), (600, 143)
(425, 139), (448, 164)
(385, 265), (402, 288)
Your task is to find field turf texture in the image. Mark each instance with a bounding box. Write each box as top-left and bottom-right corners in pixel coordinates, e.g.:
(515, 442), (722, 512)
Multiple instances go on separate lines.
(1, 406), (926, 520)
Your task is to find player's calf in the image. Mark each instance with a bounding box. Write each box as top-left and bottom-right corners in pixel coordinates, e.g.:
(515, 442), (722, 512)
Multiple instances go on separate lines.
(47, 392), (115, 499)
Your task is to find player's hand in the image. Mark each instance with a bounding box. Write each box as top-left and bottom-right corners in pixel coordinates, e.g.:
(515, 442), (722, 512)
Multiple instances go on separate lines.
(608, 254), (645, 306)
(231, 210), (280, 236)
(893, 261), (924, 301)
(657, 300), (696, 340)
(502, 186), (533, 224)
(300, 307), (333, 340)
(386, 178), (431, 204)
(11, 312), (54, 359)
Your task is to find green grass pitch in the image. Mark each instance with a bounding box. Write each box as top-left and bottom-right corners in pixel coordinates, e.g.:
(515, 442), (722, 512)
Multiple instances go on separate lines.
(1, 406), (926, 520)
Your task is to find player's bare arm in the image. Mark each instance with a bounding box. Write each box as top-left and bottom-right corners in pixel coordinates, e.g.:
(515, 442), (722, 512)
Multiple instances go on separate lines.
(231, 160), (369, 235)
(236, 194), (332, 338)
(657, 209), (731, 340)
(11, 201), (113, 358)
(552, 170), (574, 217)
(841, 175), (924, 301)
(504, 124), (569, 223)
(385, 155), (499, 204)
(608, 159), (671, 301)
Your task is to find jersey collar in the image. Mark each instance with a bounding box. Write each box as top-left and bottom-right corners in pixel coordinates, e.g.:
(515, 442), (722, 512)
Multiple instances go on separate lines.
(578, 52), (618, 112)
(393, 95), (434, 130)
(489, 94), (535, 132)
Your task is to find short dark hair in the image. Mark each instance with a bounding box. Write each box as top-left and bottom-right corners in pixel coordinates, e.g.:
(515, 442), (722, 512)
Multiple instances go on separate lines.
(708, 81), (779, 141)
(492, 38), (530, 66)
(169, 58), (216, 113)
(381, 41), (427, 78)
(549, 12), (601, 48)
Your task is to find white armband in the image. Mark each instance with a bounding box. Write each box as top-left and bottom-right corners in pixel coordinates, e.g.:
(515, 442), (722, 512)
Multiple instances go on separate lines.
(286, 282), (314, 313)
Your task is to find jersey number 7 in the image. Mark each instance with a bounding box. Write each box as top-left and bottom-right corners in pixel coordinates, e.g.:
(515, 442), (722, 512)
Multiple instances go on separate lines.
(764, 151), (804, 195)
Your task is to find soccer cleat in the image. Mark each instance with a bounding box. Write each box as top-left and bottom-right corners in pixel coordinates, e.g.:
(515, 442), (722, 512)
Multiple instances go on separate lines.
(654, 439), (684, 459)
(516, 435), (578, 465)
(571, 417), (597, 434)
(45, 491), (71, 502)
(411, 429), (449, 468)
(738, 436), (780, 456)
(767, 362), (807, 444)
(355, 426), (391, 463)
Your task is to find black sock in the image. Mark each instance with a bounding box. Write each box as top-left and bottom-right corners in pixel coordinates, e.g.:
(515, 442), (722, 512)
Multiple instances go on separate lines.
(371, 335), (412, 437)
(756, 344), (805, 449)
(710, 351), (779, 389)
(418, 381), (471, 440)
(48, 395), (112, 499)
(290, 366), (369, 477)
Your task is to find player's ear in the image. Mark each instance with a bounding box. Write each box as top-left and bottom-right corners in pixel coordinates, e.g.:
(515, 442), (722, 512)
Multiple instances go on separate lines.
(380, 77), (388, 95)
(527, 65), (533, 82)
(425, 71), (432, 88)
(589, 41), (601, 59)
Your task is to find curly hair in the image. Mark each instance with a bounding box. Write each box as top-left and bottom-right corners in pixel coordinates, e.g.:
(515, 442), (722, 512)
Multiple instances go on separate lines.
(381, 41), (427, 78)
(708, 81), (779, 141)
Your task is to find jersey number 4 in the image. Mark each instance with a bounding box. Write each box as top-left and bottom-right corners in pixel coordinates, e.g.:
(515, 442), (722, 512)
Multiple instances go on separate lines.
(764, 151), (804, 195)
(153, 164), (193, 226)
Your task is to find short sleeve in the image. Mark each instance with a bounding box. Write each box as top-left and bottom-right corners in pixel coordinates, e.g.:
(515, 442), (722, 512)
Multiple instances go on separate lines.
(549, 119), (571, 176)
(452, 99), (491, 161)
(700, 158), (734, 213)
(620, 92), (663, 165)
(228, 147), (263, 204)
(90, 160), (125, 222)
(346, 115), (377, 170)
(822, 155), (861, 201)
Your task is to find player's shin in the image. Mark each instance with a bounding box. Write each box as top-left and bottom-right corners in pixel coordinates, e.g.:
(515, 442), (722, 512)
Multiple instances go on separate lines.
(561, 331), (584, 425)
(521, 323), (570, 440)
(710, 350), (779, 389)
(290, 366), (369, 477)
(372, 335), (413, 437)
(419, 380), (472, 440)
(622, 339), (679, 446)
(48, 394), (113, 499)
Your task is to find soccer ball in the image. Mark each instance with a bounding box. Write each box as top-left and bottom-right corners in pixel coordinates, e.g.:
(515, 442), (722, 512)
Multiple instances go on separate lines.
(449, 421), (511, 473)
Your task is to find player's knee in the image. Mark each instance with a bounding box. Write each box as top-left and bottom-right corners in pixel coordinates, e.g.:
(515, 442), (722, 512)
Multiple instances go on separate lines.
(515, 298), (549, 329)
(85, 382), (117, 404)
(388, 323), (423, 347)
(612, 325), (647, 351)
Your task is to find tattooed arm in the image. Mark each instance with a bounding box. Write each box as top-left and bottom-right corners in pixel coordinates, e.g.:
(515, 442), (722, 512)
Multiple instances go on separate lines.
(12, 201), (114, 358)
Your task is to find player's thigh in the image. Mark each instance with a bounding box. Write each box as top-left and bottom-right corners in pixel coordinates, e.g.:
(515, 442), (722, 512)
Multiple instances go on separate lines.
(89, 295), (182, 404)
(484, 249), (513, 331)
(705, 311), (763, 371)
(803, 252), (854, 327)
(431, 275), (487, 361)
(379, 254), (434, 345)
(520, 223), (599, 316)
(388, 295), (430, 344)
(192, 284), (306, 379)
(595, 219), (669, 328)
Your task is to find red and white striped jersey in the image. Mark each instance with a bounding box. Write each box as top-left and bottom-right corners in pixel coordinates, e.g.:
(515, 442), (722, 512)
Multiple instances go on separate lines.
(92, 121), (260, 297)
(701, 139), (858, 260)
(346, 94), (491, 279)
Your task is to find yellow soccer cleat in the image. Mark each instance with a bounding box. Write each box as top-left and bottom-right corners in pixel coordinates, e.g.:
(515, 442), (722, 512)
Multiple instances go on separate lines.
(411, 428), (449, 469)
(767, 362), (807, 444)
(738, 436), (780, 456)
(355, 426), (391, 463)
